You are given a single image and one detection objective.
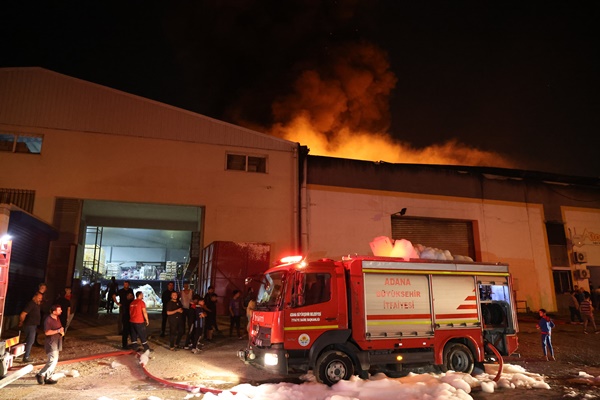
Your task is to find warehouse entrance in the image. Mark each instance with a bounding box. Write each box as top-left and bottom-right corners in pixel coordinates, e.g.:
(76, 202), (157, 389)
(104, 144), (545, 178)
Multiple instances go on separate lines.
(75, 200), (203, 314)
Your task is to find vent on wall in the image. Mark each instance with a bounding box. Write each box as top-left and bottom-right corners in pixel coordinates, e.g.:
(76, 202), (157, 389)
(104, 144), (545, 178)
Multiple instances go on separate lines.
(573, 251), (587, 264)
(575, 269), (590, 280)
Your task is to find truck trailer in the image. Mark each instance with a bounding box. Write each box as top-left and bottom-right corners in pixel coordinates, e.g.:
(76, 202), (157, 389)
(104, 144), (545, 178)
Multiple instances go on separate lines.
(239, 254), (519, 385)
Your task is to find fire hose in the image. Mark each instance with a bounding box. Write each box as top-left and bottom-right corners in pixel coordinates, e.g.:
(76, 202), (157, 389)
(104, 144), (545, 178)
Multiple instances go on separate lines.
(485, 342), (503, 382)
(8, 349), (235, 395)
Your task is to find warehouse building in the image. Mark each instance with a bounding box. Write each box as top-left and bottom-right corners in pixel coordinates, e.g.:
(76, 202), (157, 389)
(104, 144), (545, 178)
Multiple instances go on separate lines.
(2, 67), (599, 316)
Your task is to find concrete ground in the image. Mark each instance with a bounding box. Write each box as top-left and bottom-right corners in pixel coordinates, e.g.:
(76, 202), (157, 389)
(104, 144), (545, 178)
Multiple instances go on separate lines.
(1, 309), (599, 399)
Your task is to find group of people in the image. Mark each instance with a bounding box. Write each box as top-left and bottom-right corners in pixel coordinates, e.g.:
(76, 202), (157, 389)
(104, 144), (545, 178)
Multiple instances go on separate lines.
(538, 284), (599, 362)
(158, 282), (241, 351)
(567, 285), (599, 334)
(110, 280), (256, 353)
(18, 283), (72, 385)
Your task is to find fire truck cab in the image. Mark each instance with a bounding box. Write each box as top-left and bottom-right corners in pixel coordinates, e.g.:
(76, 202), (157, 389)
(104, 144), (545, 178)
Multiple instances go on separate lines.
(239, 255), (519, 385)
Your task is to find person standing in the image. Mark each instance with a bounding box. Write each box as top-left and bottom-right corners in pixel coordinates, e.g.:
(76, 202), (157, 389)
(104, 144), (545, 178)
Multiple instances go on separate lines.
(180, 281), (193, 334)
(18, 292), (43, 363)
(106, 276), (118, 314)
(36, 283), (50, 346)
(246, 294), (256, 334)
(113, 280), (134, 347)
(204, 286), (220, 334)
(229, 290), (243, 339)
(36, 304), (64, 385)
(580, 292), (599, 334)
(184, 294), (204, 350)
(55, 288), (72, 330)
(129, 291), (151, 352)
(568, 290), (583, 324)
(166, 291), (184, 350)
(203, 292), (218, 341)
(536, 308), (555, 361)
(160, 281), (175, 337)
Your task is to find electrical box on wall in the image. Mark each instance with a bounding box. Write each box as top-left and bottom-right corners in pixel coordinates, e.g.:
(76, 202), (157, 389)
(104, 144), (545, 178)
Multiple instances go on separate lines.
(573, 251), (587, 264)
(575, 269), (590, 280)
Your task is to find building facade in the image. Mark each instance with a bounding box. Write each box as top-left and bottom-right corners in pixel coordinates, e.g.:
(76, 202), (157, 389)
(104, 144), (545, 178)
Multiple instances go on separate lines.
(2, 67), (599, 316)
(0, 67), (301, 310)
(302, 156), (600, 312)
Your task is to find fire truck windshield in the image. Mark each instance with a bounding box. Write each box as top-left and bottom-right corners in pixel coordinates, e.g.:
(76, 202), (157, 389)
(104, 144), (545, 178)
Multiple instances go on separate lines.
(255, 271), (285, 310)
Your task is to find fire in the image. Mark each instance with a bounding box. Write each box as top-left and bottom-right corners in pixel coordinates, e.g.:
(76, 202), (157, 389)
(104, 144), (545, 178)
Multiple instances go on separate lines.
(264, 42), (514, 168)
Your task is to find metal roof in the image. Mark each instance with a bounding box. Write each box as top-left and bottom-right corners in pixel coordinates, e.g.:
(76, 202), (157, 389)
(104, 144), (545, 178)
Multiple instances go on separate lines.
(0, 67), (297, 152)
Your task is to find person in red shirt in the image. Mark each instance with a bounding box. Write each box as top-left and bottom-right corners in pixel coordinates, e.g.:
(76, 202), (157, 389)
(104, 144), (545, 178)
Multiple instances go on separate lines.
(129, 291), (151, 352)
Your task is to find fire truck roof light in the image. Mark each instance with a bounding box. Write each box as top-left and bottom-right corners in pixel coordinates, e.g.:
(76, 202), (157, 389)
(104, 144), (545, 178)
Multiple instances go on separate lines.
(1, 234), (11, 243)
(277, 255), (304, 265)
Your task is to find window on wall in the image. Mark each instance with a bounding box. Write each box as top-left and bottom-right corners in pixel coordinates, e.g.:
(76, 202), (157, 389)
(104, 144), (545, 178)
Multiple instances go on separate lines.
(546, 222), (569, 266)
(0, 188), (35, 213)
(552, 270), (573, 293)
(226, 153), (267, 173)
(0, 132), (43, 154)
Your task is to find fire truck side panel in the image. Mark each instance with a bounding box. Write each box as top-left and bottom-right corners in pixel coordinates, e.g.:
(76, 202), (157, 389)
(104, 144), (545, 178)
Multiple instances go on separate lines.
(431, 275), (480, 329)
(363, 272), (433, 338)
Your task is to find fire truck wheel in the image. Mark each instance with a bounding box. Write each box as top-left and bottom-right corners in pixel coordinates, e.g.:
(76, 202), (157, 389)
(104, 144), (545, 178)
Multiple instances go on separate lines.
(316, 350), (354, 386)
(442, 343), (474, 374)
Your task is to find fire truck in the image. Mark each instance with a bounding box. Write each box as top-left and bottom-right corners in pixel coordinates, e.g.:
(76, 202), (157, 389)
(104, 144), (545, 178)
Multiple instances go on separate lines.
(239, 254), (519, 385)
(1, 221), (26, 380)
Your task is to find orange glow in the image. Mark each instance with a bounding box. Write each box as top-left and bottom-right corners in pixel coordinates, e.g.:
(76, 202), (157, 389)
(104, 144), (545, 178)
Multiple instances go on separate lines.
(256, 42), (515, 169)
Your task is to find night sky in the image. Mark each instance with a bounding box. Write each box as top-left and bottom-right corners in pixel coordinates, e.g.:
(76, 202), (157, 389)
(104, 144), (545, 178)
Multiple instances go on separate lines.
(1, 2), (598, 178)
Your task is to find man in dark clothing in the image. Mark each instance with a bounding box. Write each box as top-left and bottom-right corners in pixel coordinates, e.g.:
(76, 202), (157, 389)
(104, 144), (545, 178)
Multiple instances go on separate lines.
(107, 276), (118, 314)
(55, 289), (71, 329)
(36, 282), (50, 346)
(18, 292), (43, 362)
(36, 304), (64, 385)
(166, 291), (184, 349)
(160, 281), (175, 337)
(113, 280), (134, 341)
(204, 292), (218, 341)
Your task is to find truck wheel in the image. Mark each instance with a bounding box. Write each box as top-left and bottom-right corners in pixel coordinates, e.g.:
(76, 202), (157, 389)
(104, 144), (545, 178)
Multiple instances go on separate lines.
(442, 343), (474, 374)
(316, 350), (354, 386)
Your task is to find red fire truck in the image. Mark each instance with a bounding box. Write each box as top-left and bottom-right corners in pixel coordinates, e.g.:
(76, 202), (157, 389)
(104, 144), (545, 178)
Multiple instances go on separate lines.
(239, 255), (519, 385)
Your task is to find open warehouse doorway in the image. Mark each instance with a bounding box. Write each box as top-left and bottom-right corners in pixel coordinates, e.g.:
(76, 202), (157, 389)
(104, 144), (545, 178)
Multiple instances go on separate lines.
(74, 200), (203, 315)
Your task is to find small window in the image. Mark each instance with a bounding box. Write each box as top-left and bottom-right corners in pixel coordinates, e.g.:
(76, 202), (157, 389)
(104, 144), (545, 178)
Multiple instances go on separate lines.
(0, 132), (43, 154)
(248, 156), (266, 173)
(226, 154), (246, 171)
(0, 133), (15, 152)
(301, 273), (331, 306)
(226, 153), (267, 173)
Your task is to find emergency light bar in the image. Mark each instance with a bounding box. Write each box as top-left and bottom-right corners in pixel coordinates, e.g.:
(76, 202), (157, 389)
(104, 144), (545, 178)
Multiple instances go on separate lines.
(276, 255), (304, 265)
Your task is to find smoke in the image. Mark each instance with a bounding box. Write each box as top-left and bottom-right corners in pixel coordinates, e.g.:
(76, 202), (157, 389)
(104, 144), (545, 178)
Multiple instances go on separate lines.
(266, 42), (514, 168)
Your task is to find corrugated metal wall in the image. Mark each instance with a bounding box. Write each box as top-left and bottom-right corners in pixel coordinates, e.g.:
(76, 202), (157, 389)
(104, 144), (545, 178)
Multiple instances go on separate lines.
(0, 67), (296, 153)
(391, 217), (475, 260)
(5, 211), (57, 316)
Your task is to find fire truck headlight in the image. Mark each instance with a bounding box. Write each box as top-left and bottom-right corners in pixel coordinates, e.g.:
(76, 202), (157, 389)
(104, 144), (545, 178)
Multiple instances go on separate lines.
(396, 355), (403, 361)
(264, 353), (278, 366)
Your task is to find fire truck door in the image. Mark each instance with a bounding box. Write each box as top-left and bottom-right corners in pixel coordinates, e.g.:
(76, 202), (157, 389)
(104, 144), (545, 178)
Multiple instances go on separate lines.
(284, 271), (338, 350)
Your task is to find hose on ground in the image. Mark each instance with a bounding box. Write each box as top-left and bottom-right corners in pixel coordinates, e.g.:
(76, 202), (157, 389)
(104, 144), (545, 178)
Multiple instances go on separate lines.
(9, 349), (236, 395)
(485, 342), (503, 382)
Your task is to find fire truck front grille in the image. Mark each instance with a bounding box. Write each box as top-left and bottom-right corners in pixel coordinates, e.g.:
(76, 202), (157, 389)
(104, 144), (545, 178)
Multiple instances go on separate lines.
(253, 325), (272, 347)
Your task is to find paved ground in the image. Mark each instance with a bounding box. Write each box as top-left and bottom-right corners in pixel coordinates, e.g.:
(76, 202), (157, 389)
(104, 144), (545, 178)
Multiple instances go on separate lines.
(1, 310), (600, 399)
